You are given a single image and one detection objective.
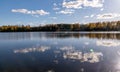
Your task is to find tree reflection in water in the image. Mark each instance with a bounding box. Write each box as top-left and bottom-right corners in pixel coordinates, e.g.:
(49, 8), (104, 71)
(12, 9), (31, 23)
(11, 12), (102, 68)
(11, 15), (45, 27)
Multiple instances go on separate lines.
(40, 32), (120, 40)
(0, 32), (120, 40)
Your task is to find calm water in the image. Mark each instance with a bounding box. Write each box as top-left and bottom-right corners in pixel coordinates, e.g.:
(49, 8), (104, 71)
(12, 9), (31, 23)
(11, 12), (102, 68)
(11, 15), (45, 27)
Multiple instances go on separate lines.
(0, 32), (120, 72)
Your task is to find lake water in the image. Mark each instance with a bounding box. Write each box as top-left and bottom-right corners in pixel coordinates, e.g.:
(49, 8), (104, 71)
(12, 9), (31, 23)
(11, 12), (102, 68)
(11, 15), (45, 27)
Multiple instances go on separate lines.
(0, 32), (120, 72)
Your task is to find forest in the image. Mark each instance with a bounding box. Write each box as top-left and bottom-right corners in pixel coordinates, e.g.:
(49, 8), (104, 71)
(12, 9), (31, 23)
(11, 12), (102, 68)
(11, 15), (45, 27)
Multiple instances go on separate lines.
(0, 20), (120, 32)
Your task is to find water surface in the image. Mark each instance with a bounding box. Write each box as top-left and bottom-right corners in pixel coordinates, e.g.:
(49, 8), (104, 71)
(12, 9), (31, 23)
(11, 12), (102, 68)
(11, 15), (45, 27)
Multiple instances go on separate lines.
(0, 32), (120, 72)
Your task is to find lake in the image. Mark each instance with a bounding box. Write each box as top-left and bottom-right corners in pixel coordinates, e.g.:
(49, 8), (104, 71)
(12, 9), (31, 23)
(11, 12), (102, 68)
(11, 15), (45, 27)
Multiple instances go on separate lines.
(0, 32), (120, 72)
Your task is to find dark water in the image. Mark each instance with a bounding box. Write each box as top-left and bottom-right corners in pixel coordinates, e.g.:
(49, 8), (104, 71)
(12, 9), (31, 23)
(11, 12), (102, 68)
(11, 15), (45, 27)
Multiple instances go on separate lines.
(0, 32), (120, 72)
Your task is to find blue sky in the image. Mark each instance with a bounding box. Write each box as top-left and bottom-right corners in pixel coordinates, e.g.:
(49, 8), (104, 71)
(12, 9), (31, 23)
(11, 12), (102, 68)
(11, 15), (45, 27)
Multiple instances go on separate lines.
(0, 0), (120, 26)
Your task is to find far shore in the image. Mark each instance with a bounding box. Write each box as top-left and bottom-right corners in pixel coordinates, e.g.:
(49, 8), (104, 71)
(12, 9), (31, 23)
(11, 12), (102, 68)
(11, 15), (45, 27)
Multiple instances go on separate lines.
(0, 31), (120, 33)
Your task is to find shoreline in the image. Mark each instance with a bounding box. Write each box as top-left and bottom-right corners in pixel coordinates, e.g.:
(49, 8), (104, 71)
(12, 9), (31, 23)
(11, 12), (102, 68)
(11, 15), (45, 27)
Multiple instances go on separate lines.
(0, 31), (120, 33)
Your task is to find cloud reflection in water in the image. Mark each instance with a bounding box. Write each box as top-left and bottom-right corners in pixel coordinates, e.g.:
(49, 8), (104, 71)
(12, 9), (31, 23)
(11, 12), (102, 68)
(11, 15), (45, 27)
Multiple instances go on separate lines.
(14, 45), (103, 63)
(14, 46), (50, 53)
(59, 46), (103, 63)
(63, 51), (103, 63)
(60, 46), (74, 51)
(96, 40), (120, 47)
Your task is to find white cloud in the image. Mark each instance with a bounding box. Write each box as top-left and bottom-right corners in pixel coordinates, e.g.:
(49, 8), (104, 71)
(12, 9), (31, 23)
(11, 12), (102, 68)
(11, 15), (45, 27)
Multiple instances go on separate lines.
(62, 0), (104, 9)
(53, 3), (60, 10)
(53, 7), (60, 10)
(84, 14), (94, 18)
(97, 13), (120, 19)
(100, 8), (104, 11)
(63, 0), (83, 9)
(57, 9), (74, 14)
(83, 0), (104, 8)
(49, 17), (57, 19)
(90, 14), (94, 18)
(12, 9), (28, 13)
(84, 16), (89, 18)
(11, 9), (49, 16)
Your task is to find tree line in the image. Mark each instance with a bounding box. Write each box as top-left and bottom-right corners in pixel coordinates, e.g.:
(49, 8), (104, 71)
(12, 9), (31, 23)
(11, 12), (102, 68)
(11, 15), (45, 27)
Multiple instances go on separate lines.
(0, 20), (120, 32)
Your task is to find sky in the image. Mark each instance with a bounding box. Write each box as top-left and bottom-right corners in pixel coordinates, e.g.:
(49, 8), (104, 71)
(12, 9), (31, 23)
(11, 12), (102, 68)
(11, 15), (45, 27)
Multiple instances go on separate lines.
(0, 0), (120, 26)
